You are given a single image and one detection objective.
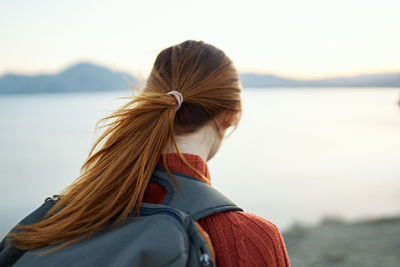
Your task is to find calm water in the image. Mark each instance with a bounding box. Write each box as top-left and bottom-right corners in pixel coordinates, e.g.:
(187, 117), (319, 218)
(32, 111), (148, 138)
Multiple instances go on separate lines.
(1, 88), (400, 237)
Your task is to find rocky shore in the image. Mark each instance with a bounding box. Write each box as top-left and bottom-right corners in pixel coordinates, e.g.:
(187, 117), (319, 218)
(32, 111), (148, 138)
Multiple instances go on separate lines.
(283, 216), (400, 267)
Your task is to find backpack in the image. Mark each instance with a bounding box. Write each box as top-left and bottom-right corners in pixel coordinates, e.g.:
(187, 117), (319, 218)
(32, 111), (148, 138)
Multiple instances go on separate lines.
(0, 167), (242, 267)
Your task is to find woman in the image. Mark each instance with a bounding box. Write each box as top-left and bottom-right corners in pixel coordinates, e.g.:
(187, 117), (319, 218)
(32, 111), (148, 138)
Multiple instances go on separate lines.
(4, 40), (290, 266)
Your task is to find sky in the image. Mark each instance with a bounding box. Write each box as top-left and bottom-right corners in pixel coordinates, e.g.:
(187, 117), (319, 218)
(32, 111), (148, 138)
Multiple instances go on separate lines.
(0, 0), (399, 79)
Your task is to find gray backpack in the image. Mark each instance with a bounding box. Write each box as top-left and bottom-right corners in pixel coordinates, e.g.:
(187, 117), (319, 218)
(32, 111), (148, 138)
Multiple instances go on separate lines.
(0, 168), (242, 267)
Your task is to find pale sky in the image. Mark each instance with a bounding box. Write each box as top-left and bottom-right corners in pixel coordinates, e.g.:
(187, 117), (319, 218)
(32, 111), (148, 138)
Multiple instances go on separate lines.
(0, 0), (399, 79)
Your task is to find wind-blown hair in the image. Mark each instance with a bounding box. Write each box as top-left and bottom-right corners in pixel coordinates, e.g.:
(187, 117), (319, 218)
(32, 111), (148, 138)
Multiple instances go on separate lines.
(9, 40), (242, 251)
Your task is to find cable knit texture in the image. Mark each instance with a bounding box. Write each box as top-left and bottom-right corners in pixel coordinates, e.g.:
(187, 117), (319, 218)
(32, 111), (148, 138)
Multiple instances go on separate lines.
(143, 153), (290, 267)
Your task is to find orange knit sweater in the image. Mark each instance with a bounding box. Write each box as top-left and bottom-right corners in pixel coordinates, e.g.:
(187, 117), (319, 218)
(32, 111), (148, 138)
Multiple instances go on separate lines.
(143, 153), (290, 267)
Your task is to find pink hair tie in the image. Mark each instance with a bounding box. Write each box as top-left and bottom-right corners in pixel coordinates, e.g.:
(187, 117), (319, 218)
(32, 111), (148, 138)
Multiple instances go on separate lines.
(167, 91), (183, 109)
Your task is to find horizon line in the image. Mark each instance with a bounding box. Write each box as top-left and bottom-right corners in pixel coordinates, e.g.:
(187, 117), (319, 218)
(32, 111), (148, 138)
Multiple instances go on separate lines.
(1, 61), (399, 82)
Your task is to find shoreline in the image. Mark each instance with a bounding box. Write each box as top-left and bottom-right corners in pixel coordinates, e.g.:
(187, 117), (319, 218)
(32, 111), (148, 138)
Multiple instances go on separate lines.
(283, 214), (400, 267)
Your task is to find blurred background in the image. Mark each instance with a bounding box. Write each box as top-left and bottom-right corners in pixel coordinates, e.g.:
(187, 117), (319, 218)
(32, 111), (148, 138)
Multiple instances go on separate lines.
(1, 0), (399, 266)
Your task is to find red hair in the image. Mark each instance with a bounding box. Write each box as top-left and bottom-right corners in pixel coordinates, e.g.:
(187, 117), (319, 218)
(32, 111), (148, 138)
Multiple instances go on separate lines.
(9, 40), (242, 251)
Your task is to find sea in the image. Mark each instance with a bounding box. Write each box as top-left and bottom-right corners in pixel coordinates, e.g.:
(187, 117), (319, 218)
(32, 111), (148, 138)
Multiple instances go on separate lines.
(1, 88), (400, 237)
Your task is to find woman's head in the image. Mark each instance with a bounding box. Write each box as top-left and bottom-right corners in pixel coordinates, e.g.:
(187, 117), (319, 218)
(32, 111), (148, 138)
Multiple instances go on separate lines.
(9, 40), (242, 251)
(146, 40), (242, 135)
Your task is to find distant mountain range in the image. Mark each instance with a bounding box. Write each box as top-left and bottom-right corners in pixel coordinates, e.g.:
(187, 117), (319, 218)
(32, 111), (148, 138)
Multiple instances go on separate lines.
(0, 62), (399, 94)
(240, 73), (400, 87)
(0, 63), (135, 94)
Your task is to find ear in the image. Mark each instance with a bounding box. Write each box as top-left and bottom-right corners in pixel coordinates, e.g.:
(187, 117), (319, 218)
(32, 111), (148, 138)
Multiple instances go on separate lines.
(219, 111), (240, 130)
(211, 111), (240, 139)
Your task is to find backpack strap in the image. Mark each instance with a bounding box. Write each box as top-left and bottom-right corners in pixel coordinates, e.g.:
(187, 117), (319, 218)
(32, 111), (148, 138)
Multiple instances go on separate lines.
(149, 167), (243, 221)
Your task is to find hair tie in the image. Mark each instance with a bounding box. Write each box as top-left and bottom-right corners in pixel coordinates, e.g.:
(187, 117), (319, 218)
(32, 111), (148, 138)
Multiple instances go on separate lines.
(167, 91), (183, 109)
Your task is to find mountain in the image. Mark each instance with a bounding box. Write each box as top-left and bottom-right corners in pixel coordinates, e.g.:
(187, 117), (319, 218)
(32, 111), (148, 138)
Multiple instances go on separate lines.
(240, 73), (400, 87)
(0, 63), (399, 94)
(0, 63), (135, 94)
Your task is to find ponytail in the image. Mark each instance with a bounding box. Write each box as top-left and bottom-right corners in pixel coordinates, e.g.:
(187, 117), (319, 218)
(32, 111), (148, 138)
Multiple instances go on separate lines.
(10, 91), (181, 251)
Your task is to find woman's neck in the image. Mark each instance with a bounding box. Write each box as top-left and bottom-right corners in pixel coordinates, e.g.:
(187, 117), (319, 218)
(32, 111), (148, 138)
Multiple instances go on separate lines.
(166, 123), (221, 161)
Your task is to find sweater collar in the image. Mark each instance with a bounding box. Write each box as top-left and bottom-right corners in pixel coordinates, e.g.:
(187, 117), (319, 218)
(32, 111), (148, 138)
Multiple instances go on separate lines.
(158, 153), (211, 185)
